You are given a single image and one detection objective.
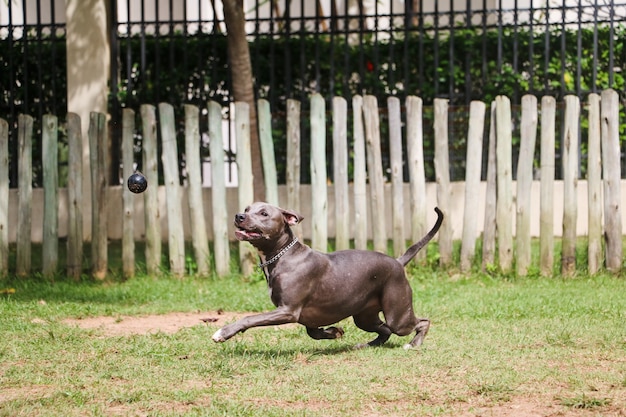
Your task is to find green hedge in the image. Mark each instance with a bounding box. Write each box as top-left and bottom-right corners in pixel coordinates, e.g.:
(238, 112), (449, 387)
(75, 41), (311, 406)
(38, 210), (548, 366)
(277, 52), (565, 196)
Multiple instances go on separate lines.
(1, 25), (624, 184)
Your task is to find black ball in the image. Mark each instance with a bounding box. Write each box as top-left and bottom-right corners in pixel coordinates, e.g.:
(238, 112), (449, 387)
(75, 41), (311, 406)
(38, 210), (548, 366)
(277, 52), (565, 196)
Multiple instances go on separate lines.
(127, 171), (148, 194)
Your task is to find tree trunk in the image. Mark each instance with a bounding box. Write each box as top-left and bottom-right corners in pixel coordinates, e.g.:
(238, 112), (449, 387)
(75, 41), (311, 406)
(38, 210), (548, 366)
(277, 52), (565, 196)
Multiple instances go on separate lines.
(222, 0), (265, 201)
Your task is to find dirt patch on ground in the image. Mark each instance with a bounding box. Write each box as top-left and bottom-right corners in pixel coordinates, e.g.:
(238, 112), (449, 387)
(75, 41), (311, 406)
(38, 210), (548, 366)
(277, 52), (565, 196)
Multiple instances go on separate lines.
(62, 311), (245, 337)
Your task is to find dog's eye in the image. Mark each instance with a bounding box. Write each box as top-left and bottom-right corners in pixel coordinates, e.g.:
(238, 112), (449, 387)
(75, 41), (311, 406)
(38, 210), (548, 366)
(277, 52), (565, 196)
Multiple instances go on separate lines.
(261, 211), (268, 217)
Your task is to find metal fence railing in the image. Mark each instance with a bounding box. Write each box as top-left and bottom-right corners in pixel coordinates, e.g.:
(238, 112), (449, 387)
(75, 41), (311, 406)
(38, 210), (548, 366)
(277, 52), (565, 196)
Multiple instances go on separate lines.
(1, 1), (625, 187)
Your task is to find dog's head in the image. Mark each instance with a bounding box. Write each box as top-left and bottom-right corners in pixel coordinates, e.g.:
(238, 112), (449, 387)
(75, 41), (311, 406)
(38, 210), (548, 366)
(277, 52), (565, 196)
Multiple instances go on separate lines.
(234, 202), (303, 243)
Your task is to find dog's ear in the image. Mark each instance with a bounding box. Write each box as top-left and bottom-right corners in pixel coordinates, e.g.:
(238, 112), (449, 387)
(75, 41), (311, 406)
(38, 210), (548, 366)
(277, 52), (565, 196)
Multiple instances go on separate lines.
(281, 209), (303, 226)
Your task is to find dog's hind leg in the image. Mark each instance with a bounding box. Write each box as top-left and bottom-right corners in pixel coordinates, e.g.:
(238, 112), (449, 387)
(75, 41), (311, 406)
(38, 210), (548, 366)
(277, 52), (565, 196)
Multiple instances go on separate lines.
(403, 318), (430, 350)
(306, 326), (344, 340)
(353, 310), (392, 349)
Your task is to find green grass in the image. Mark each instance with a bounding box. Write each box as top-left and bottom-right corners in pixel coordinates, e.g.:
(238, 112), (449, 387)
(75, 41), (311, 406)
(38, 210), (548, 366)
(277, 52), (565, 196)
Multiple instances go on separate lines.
(1, 267), (626, 415)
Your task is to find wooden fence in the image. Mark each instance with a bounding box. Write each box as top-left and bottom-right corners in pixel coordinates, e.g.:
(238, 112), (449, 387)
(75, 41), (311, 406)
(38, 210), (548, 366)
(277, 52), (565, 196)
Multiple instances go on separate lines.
(0, 89), (623, 279)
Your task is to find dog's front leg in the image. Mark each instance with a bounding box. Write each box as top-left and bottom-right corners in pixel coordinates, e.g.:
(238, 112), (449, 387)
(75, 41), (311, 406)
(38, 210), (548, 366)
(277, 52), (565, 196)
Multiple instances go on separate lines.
(211, 306), (300, 342)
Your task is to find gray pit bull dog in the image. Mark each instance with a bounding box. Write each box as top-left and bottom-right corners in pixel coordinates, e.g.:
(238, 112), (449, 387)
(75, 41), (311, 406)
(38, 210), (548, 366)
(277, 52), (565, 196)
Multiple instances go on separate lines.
(212, 202), (443, 349)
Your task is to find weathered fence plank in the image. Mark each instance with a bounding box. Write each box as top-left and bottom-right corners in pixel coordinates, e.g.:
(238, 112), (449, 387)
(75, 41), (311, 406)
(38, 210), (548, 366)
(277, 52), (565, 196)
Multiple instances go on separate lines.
(482, 102), (497, 269)
(434, 98), (452, 266)
(140, 104), (161, 275)
(352, 95), (368, 251)
(362, 95), (387, 254)
(286, 99), (302, 231)
(460, 100), (486, 271)
(601, 88), (622, 272)
(122, 109), (136, 278)
(310, 93), (328, 252)
(258, 99), (279, 206)
(184, 104), (210, 276)
(207, 101), (230, 277)
(516, 95), (538, 276)
(495, 96), (513, 273)
(235, 102), (256, 275)
(406, 96), (426, 262)
(333, 97), (350, 251)
(539, 96), (556, 276)
(0, 118), (8, 275)
(89, 112), (108, 279)
(159, 103), (186, 277)
(561, 95), (580, 276)
(67, 113), (83, 279)
(586, 93), (602, 274)
(42, 114), (59, 277)
(388, 97), (405, 257)
(17, 114), (33, 277)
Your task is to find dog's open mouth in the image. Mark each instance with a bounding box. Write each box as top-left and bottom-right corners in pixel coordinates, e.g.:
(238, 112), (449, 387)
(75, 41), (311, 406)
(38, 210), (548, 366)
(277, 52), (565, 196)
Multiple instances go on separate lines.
(234, 227), (263, 241)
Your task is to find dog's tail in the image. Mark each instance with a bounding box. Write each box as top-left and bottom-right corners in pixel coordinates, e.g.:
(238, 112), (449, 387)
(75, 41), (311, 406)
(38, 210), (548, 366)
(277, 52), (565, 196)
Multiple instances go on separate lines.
(397, 207), (444, 267)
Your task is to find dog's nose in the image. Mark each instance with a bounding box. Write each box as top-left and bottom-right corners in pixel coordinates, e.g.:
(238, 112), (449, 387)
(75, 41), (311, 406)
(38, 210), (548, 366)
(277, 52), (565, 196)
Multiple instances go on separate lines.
(235, 213), (246, 223)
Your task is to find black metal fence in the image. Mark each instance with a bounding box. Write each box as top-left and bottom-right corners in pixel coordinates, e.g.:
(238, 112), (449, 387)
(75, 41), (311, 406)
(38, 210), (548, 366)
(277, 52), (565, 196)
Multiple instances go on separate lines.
(1, 0), (625, 187)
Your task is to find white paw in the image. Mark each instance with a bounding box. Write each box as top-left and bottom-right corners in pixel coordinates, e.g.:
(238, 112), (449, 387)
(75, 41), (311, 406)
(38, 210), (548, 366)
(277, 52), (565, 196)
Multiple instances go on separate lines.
(212, 329), (225, 342)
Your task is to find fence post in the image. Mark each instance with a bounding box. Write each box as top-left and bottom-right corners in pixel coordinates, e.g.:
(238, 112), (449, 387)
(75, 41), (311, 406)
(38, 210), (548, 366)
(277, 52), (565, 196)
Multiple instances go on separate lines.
(42, 114), (59, 277)
(141, 104), (161, 275)
(122, 109), (136, 279)
(561, 95), (579, 276)
(539, 96), (556, 276)
(601, 88), (622, 272)
(495, 96), (513, 273)
(89, 112), (108, 279)
(388, 97), (405, 257)
(434, 98), (452, 266)
(184, 104), (210, 276)
(0, 119), (8, 276)
(586, 93), (602, 274)
(333, 96), (350, 251)
(67, 113), (83, 279)
(516, 95), (538, 276)
(362, 95), (386, 254)
(208, 101), (231, 277)
(17, 114), (33, 277)
(461, 101), (486, 271)
(235, 102), (256, 275)
(482, 102), (497, 270)
(258, 99), (279, 206)
(310, 93), (328, 252)
(159, 103), (186, 277)
(352, 95), (368, 251)
(286, 99), (302, 233)
(406, 96), (426, 262)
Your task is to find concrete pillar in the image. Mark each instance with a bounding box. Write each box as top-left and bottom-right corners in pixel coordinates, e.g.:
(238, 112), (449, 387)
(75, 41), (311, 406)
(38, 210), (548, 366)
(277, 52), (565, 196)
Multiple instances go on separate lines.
(65, 0), (110, 240)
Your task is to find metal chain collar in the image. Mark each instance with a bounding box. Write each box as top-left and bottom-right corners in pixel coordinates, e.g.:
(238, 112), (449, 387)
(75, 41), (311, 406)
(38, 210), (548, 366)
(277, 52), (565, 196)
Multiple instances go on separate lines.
(258, 237), (299, 269)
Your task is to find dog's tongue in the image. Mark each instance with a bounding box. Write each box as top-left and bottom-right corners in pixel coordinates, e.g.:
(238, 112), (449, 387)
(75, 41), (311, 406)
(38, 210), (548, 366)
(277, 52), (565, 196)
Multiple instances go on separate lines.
(235, 229), (261, 241)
